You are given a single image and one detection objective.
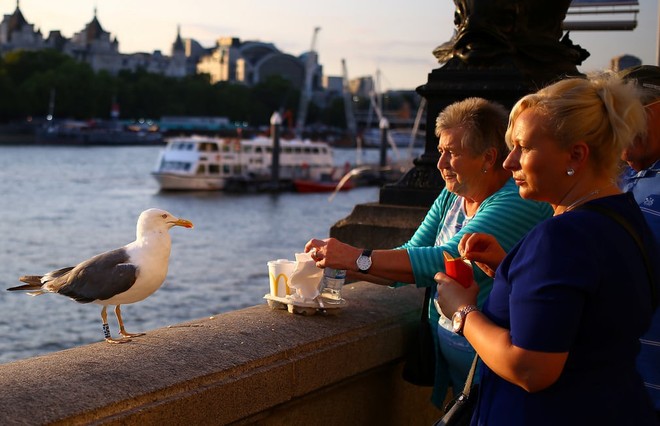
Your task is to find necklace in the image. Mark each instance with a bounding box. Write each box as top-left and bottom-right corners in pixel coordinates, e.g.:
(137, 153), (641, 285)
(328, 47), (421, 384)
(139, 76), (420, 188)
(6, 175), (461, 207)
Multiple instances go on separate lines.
(564, 189), (600, 212)
(563, 183), (614, 213)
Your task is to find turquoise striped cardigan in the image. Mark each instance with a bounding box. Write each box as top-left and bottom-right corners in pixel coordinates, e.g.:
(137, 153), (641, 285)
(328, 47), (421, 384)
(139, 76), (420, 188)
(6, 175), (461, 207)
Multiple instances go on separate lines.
(398, 177), (553, 407)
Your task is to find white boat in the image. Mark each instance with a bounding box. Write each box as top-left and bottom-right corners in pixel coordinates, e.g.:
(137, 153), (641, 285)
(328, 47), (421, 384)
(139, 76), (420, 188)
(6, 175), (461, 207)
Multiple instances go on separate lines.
(151, 135), (336, 191)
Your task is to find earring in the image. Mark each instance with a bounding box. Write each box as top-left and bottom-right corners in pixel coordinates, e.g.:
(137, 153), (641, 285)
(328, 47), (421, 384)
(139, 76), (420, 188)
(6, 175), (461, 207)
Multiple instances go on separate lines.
(567, 168), (575, 176)
(482, 168), (488, 174)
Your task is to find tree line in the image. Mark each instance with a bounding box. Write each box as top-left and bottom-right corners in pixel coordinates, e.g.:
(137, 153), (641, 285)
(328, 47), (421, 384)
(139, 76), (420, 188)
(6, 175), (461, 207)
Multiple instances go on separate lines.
(0, 49), (349, 130)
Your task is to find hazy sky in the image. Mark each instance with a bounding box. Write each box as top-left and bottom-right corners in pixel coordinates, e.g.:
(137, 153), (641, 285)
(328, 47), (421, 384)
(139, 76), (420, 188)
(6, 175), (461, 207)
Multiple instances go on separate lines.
(4, 0), (658, 91)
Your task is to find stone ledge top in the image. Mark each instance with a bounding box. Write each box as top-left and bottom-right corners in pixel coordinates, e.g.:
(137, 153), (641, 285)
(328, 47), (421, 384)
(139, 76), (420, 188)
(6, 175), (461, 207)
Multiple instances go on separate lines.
(0, 281), (425, 425)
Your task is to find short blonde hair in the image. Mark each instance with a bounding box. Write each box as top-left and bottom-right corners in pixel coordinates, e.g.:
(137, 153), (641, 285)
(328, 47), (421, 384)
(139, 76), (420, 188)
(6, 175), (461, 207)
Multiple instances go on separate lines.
(505, 72), (646, 178)
(435, 97), (510, 168)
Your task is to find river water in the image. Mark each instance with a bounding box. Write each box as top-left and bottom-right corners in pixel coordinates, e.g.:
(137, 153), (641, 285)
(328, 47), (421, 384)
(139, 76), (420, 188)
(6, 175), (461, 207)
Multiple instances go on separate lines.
(0, 145), (413, 364)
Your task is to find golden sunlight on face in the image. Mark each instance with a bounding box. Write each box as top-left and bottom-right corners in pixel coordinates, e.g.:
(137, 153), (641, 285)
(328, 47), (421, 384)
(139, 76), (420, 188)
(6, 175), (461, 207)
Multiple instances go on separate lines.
(621, 136), (645, 168)
(436, 127), (485, 198)
(622, 101), (660, 171)
(504, 108), (570, 204)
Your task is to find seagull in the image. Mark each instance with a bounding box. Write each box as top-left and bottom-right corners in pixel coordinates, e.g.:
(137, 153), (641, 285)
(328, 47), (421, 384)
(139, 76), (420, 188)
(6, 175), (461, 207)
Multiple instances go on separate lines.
(7, 208), (193, 343)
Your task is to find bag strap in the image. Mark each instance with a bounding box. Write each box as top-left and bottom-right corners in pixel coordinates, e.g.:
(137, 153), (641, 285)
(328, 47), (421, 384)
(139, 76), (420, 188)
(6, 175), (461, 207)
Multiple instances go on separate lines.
(462, 354), (479, 396)
(579, 203), (658, 309)
(422, 285), (432, 320)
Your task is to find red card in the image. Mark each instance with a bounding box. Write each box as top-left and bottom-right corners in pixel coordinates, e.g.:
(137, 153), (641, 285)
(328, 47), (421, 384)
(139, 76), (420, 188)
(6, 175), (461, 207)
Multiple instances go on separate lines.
(443, 251), (473, 288)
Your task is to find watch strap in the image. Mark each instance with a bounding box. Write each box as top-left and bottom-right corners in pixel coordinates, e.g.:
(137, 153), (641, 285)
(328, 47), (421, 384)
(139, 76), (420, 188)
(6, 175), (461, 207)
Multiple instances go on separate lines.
(462, 304), (479, 316)
(455, 304), (479, 336)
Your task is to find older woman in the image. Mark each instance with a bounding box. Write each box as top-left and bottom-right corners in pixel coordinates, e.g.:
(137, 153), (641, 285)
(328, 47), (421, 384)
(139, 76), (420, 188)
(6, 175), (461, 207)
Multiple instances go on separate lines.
(436, 73), (659, 425)
(305, 97), (552, 408)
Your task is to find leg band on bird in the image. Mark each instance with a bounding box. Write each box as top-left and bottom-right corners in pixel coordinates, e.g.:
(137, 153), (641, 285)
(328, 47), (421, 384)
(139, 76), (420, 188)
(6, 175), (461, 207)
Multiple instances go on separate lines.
(102, 323), (111, 339)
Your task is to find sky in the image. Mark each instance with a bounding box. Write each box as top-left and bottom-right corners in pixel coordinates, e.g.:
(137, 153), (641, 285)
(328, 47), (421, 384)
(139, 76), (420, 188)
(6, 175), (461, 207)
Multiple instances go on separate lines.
(3, 0), (658, 91)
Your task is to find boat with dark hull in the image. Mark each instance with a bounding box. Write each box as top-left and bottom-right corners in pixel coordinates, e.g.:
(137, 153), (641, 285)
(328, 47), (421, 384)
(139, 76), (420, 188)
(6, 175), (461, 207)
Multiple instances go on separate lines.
(293, 178), (354, 193)
(35, 120), (164, 146)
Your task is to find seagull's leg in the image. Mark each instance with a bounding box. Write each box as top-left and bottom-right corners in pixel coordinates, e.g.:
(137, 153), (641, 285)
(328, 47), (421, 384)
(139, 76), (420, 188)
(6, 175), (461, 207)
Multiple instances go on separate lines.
(101, 305), (129, 344)
(116, 305), (145, 338)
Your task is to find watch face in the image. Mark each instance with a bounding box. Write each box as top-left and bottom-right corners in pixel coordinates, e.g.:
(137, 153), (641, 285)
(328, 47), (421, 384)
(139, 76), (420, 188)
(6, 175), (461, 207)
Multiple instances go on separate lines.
(357, 255), (372, 271)
(452, 311), (463, 333)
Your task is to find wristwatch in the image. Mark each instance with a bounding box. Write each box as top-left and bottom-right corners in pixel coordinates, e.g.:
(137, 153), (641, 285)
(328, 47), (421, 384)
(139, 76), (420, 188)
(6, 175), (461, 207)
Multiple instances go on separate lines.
(452, 304), (479, 336)
(356, 249), (373, 273)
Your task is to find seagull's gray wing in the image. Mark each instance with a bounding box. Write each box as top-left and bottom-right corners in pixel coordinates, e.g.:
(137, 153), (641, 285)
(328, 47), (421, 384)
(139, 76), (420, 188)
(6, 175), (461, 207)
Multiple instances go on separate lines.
(56, 248), (138, 303)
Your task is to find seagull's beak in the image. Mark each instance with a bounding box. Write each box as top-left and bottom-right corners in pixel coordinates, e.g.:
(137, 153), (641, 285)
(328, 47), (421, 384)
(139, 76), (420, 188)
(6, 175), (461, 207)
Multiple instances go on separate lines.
(172, 218), (194, 229)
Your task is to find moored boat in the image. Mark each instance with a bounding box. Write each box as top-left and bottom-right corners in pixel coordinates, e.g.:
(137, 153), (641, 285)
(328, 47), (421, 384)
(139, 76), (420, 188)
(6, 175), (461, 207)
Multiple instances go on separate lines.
(151, 135), (335, 191)
(293, 178), (354, 193)
(35, 120), (164, 146)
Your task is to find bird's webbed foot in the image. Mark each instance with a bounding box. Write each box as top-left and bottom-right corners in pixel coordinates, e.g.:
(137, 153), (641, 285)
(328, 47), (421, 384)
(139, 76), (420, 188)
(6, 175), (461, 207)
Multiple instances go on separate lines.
(119, 330), (145, 339)
(105, 336), (132, 344)
(114, 306), (145, 339)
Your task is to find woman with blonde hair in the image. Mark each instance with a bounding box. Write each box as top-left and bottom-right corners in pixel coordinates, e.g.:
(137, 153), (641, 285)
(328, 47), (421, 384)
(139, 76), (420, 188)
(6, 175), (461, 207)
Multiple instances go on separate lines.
(435, 73), (659, 425)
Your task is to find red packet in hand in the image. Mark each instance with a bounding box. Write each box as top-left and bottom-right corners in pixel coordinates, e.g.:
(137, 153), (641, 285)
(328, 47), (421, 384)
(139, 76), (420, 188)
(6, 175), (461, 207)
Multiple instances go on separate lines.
(443, 251), (473, 288)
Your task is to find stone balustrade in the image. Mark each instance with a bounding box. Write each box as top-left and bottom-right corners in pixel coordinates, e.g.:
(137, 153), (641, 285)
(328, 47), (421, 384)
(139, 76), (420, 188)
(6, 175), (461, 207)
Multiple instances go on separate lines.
(0, 282), (442, 425)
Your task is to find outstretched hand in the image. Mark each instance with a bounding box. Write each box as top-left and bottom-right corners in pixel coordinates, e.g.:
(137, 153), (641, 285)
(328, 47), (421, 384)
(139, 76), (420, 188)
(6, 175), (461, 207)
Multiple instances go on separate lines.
(305, 237), (360, 270)
(305, 238), (328, 267)
(458, 233), (506, 278)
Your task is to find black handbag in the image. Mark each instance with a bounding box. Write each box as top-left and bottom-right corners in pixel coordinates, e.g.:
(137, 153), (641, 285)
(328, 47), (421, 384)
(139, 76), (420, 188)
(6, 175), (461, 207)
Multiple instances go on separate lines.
(402, 286), (436, 386)
(433, 354), (479, 426)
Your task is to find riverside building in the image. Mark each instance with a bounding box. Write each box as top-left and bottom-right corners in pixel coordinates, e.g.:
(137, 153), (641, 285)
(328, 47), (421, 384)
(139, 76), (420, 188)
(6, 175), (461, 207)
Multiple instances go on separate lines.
(0, 1), (322, 90)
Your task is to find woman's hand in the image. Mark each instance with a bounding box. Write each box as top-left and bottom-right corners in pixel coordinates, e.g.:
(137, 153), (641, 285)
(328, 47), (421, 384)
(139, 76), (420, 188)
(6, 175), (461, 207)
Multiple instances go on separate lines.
(305, 237), (360, 270)
(305, 238), (328, 267)
(434, 271), (479, 316)
(458, 233), (506, 278)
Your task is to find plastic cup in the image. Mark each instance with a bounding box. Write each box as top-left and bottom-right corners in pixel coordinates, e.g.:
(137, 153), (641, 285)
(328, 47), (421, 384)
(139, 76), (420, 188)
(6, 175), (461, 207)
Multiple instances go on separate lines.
(267, 259), (296, 298)
(443, 251), (474, 288)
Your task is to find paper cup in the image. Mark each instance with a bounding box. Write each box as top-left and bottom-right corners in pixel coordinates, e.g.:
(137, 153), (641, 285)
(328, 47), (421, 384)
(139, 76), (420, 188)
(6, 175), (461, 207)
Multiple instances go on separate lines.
(267, 259), (296, 297)
(443, 252), (474, 288)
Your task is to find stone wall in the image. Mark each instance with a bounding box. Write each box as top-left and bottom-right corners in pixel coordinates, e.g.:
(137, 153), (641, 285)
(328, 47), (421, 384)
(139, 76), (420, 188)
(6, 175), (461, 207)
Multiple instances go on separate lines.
(0, 282), (442, 425)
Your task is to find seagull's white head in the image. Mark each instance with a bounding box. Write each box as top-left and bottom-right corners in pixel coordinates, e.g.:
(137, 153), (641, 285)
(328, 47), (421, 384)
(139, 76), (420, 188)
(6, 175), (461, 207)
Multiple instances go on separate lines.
(136, 208), (193, 238)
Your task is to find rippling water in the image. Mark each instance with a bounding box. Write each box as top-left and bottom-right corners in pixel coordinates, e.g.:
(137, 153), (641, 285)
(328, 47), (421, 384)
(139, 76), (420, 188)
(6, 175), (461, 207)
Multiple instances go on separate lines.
(0, 145), (404, 364)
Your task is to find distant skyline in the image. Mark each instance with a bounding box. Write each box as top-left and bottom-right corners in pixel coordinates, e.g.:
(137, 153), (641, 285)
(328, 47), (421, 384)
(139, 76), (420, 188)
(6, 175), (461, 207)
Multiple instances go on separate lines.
(3, 1), (658, 91)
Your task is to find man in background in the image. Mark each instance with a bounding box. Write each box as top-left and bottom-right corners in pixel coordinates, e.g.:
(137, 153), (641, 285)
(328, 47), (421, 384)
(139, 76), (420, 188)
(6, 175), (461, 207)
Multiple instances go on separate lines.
(619, 65), (660, 421)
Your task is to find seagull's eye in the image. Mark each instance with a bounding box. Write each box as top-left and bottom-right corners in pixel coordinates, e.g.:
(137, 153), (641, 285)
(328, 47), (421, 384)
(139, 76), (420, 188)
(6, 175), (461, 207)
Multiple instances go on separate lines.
(161, 214), (168, 219)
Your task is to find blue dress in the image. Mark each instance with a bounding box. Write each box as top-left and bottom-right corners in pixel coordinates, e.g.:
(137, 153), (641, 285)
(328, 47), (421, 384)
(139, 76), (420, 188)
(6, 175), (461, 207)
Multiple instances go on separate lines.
(473, 193), (658, 425)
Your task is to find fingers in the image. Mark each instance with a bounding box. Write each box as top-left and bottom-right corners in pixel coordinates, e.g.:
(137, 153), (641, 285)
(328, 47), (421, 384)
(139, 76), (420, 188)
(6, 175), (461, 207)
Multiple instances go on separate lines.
(460, 232), (489, 258)
(458, 233), (473, 257)
(305, 238), (327, 253)
(306, 238), (331, 264)
(434, 271), (451, 285)
(304, 238), (322, 253)
(309, 246), (323, 263)
(305, 237), (355, 270)
(460, 233), (500, 260)
(434, 271), (478, 317)
(435, 271), (475, 289)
